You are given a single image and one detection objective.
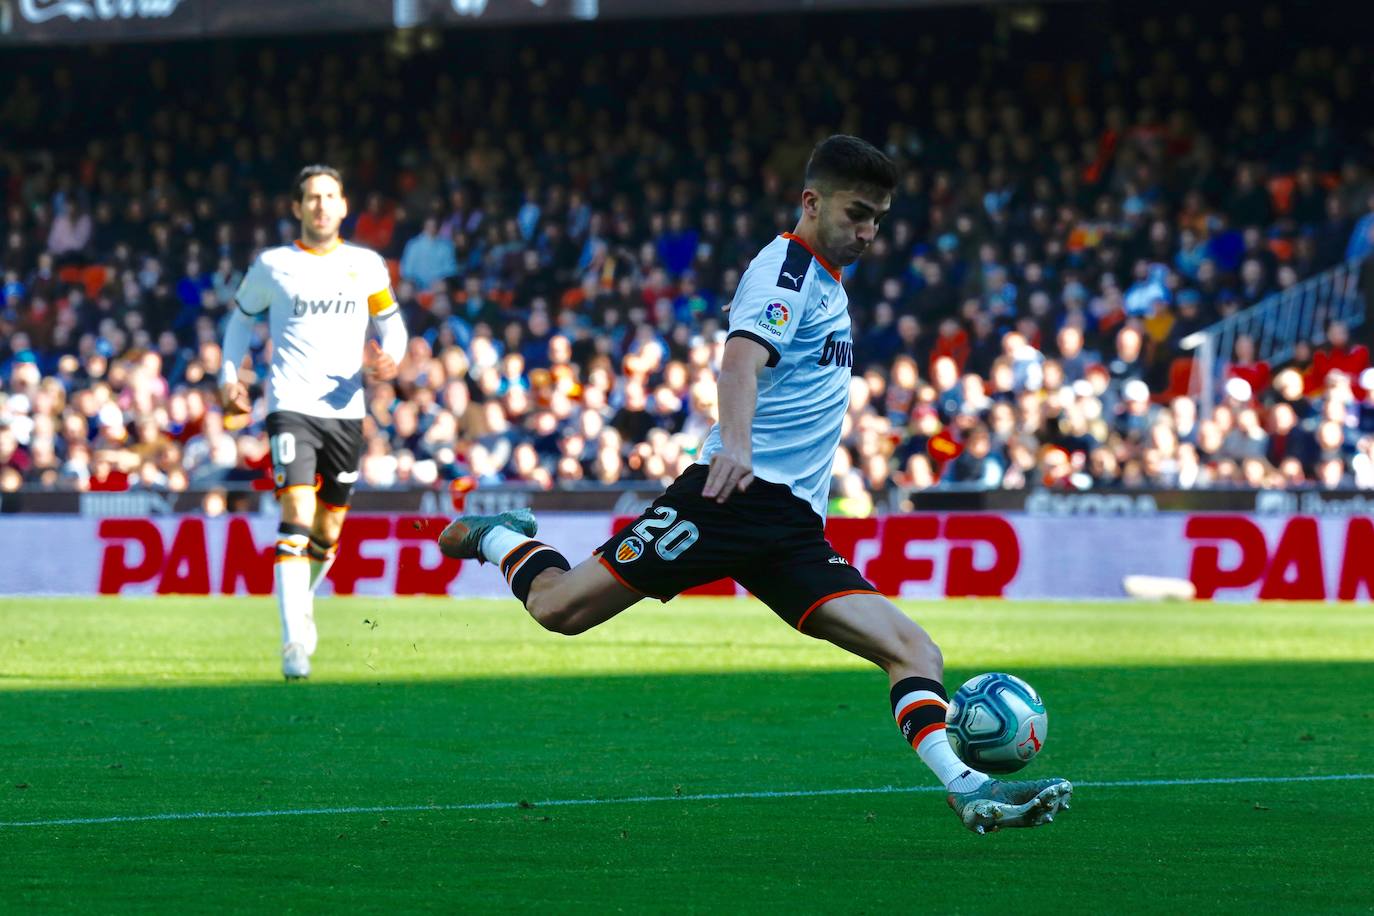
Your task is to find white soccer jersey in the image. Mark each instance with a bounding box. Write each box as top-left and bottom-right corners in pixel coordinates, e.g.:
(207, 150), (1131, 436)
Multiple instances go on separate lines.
(234, 239), (399, 420)
(699, 233), (855, 518)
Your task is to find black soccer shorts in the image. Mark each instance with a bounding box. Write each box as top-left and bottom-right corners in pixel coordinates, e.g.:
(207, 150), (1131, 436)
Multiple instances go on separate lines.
(265, 410), (365, 508)
(597, 464), (881, 630)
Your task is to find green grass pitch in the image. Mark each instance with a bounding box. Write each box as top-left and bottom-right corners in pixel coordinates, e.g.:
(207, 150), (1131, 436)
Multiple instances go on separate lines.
(2, 595), (1372, 914)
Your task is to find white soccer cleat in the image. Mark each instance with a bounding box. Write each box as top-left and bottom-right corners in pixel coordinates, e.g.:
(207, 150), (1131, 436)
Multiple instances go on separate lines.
(282, 642), (311, 681)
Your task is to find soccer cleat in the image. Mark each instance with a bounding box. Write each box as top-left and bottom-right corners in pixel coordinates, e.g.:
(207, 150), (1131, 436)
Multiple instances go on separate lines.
(437, 508), (538, 561)
(948, 777), (1072, 834)
(282, 642), (310, 681)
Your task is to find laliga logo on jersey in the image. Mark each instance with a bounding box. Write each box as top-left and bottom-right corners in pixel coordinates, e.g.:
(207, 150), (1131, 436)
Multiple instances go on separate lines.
(616, 536), (645, 564)
(756, 301), (791, 340)
(292, 294), (359, 317)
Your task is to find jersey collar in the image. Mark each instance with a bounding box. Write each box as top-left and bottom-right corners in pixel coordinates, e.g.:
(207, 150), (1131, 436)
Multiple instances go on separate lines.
(781, 232), (842, 282)
(294, 237), (342, 256)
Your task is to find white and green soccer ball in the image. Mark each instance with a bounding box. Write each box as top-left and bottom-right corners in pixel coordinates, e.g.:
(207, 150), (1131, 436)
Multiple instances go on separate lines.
(945, 672), (1048, 774)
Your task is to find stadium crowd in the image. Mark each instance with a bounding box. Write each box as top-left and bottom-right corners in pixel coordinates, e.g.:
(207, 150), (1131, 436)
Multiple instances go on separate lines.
(2, 3), (1374, 512)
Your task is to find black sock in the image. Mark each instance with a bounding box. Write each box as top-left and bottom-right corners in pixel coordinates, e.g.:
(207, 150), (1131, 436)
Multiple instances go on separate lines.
(276, 522), (311, 560)
(499, 541), (571, 604)
(890, 676), (949, 748)
(306, 536), (333, 563)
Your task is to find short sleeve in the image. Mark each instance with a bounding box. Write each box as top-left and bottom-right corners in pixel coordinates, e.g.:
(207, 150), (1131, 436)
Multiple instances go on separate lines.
(233, 256), (273, 316)
(725, 266), (806, 368)
(366, 253), (399, 318)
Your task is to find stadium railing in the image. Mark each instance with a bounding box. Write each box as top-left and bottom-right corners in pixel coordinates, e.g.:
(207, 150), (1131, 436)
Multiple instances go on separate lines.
(1181, 256), (1371, 416)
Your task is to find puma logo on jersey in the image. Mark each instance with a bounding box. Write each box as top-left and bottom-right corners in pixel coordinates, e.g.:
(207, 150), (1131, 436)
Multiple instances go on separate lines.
(336, 470), (360, 484)
(817, 332), (854, 368)
(779, 270), (804, 289)
(292, 294), (359, 317)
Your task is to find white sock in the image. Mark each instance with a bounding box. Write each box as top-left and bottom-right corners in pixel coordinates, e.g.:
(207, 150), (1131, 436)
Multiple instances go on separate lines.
(479, 526), (533, 566)
(309, 551), (337, 594)
(275, 559), (312, 648)
(917, 729), (989, 793)
(894, 682), (989, 793)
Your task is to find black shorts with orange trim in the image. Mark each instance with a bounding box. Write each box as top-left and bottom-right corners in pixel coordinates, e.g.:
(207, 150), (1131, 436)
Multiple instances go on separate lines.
(265, 410), (365, 508)
(596, 464), (879, 630)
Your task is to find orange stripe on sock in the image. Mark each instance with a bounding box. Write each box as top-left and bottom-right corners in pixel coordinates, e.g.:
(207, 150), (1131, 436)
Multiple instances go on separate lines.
(897, 698), (947, 722)
(500, 540), (534, 572)
(795, 589), (883, 632)
(274, 555), (310, 564)
(910, 721), (946, 748)
(506, 545), (554, 585)
(597, 555), (649, 597)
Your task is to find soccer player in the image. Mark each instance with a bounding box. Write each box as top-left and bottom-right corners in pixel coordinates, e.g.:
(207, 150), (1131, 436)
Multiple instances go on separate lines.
(438, 136), (1071, 833)
(220, 165), (408, 680)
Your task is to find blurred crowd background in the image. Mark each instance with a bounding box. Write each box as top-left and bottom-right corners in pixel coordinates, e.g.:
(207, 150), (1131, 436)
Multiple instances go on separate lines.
(2, 2), (1374, 514)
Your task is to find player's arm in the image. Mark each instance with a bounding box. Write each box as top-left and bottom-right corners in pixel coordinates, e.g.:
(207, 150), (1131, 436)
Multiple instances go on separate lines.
(363, 266), (407, 382)
(703, 258), (806, 501)
(218, 307), (255, 414)
(701, 335), (769, 503)
(219, 257), (271, 415)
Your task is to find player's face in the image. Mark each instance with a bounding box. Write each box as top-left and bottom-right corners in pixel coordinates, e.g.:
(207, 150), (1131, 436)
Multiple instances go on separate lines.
(816, 187), (890, 266)
(292, 175), (348, 245)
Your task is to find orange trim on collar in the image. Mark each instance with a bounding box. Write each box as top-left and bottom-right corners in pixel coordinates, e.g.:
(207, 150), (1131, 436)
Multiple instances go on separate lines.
(781, 232), (842, 281)
(294, 238), (342, 256)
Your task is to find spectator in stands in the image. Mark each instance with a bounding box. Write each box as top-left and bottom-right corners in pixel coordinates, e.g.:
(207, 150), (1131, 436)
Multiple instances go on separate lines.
(400, 217), (458, 291)
(2, 3), (1373, 500)
(1307, 321), (1370, 396)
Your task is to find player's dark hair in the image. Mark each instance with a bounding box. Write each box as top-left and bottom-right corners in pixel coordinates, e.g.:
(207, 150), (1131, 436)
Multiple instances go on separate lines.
(804, 135), (897, 195)
(292, 164), (344, 201)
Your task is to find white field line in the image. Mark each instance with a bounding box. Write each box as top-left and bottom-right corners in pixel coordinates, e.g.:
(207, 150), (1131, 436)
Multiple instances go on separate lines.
(2, 773), (1369, 829)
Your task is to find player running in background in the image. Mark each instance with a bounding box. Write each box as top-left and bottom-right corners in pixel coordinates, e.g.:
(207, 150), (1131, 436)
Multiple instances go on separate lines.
(220, 165), (407, 680)
(438, 136), (1071, 833)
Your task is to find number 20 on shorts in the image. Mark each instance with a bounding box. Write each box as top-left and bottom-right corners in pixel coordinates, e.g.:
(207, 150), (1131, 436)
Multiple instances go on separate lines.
(631, 507), (700, 561)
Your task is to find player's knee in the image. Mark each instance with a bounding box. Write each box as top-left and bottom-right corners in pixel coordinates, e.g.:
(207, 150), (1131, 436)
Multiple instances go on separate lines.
(892, 622), (942, 675)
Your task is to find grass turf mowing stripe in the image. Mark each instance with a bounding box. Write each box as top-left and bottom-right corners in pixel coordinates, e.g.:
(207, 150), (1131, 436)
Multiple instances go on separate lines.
(3, 773), (1371, 829)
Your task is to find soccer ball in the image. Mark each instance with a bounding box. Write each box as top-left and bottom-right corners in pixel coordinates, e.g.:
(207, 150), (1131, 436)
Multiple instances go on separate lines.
(945, 673), (1048, 774)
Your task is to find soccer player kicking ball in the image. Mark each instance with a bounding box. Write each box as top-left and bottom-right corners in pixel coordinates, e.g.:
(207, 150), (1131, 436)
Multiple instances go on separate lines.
(220, 165), (408, 680)
(439, 137), (1070, 833)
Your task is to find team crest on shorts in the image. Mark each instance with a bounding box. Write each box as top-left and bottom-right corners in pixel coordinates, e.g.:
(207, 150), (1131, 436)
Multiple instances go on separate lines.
(616, 536), (646, 564)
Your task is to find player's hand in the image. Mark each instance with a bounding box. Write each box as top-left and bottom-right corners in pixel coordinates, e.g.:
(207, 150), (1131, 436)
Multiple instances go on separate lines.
(702, 448), (754, 504)
(363, 340), (398, 382)
(220, 381), (250, 415)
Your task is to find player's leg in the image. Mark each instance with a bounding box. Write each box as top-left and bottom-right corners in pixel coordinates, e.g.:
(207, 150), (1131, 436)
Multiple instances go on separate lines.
(299, 496), (346, 658)
(301, 418), (365, 655)
(740, 555), (1070, 833)
(266, 411), (322, 678)
(438, 509), (643, 634)
(438, 465), (739, 635)
(799, 591), (985, 788)
(307, 501), (347, 595)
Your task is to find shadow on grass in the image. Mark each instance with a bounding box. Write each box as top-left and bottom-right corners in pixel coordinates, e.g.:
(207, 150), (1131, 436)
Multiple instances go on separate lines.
(3, 663), (1374, 914)
(3, 661), (1372, 823)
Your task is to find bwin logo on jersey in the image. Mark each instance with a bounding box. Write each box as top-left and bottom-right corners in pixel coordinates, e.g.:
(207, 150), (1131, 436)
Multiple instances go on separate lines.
(817, 332), (854, 368)
(292, 295), (359, 317)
